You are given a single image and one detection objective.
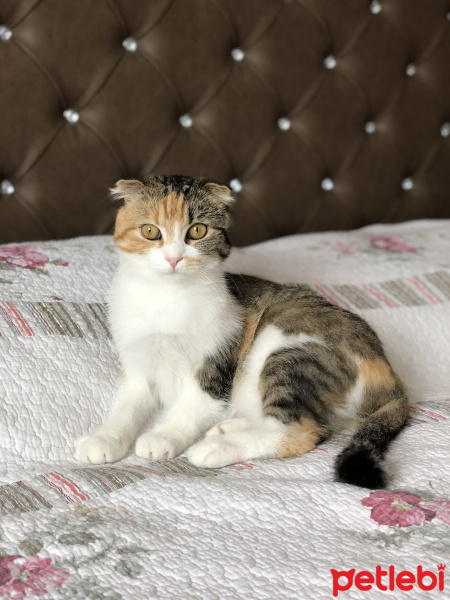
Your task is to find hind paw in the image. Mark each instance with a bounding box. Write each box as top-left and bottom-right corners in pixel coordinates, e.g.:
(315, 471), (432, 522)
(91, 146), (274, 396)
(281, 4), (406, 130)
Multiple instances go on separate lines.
(188, 438), (238, 469)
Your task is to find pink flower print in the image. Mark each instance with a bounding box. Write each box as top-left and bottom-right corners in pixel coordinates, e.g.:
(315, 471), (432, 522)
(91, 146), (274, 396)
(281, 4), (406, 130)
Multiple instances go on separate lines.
(420, 499), (450, 526)
(361, 491), (436, 527)
(0, 556), (19, 587)
(0, 555), (69, 598)
(0, 246), (49, 270)
(369, 235), (417, 253)
(332, 240), (367, 255)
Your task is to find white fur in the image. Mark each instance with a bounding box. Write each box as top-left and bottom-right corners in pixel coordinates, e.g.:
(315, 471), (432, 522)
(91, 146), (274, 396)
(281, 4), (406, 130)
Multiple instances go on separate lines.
(75, 246), (243, 464)
(187, 417), (286, 468)
(75, 373), (153, 463)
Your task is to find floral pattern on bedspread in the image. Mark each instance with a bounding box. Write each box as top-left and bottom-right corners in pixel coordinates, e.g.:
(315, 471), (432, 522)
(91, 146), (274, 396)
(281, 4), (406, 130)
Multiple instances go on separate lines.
(1, 482), (449, 599)
(0, 246), (68, 278)
(361, 491), (450, 528)
(333, 234), (419, 256)
(0, 504), (155, 599)
(0, 555), (69, 599)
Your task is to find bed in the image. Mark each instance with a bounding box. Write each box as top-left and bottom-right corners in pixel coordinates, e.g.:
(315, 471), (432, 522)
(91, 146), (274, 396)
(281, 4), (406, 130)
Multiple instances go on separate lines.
(0, 219), (449, 599)
(1, 0), (450, 597)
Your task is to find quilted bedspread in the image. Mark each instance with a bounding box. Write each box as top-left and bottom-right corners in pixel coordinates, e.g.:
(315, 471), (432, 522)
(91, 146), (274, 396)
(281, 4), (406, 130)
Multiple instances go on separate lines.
(0, 220), (449, 599)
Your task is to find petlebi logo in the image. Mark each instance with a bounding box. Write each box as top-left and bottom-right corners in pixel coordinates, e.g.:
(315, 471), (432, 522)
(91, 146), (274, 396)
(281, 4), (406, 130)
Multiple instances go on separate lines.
(331, 564), (445, 597)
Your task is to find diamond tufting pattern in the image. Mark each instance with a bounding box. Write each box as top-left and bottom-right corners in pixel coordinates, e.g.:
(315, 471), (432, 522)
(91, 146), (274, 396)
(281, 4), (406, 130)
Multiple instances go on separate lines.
(0, 0), (449, 245)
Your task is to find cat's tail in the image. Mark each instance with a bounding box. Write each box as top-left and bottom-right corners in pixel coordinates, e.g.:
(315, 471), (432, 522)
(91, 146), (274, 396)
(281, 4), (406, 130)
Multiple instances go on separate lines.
(334, 378), (409, 489)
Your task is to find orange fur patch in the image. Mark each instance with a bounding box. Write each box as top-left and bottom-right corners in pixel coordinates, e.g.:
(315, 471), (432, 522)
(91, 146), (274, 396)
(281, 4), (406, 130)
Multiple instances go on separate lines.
(183, 257), (202, 269)
(238, 312), (259, 362)
(234, 312), (259, 382)
(113, 191), (188, 254)
(114, 204), (162, 254)
(154, 191), (187, 242)
(360, 358), (395, 388)
(276, 418), (324, 458)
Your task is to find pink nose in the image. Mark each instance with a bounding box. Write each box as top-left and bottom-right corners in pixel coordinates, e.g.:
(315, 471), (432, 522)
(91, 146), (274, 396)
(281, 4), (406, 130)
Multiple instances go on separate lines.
(166, 256), (183, 270)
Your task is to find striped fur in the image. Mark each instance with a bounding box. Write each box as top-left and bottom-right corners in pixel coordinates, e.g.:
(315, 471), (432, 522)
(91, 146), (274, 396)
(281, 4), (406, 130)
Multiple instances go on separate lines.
(209, 274), (409, 488)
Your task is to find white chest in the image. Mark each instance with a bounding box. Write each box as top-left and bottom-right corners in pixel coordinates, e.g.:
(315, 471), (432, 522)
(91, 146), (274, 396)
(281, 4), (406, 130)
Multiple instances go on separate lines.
(108, 268), (242, 404)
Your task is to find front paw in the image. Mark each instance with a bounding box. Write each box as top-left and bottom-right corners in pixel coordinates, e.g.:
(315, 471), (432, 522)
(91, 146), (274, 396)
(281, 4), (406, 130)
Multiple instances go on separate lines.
(75, 433), (129, 464)
(135, 433), (182, 461)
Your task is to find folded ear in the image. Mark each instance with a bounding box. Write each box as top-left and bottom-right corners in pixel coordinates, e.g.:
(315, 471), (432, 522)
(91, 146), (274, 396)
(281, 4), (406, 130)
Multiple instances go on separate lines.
(110, 179), (146, 204)
(204, 182), (234, 205)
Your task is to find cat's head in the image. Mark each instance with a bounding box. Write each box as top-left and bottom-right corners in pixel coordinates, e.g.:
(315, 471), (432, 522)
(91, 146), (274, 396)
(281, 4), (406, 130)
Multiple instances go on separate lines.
(112, 175), (233, 276)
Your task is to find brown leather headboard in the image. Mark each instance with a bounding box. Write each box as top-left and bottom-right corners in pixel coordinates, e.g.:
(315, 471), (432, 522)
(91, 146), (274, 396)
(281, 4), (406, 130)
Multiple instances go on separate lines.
(0, 0), (449, 246)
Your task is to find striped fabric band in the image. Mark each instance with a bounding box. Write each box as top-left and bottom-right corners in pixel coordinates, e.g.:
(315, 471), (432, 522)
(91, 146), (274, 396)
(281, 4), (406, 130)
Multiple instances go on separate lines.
(1, 271), (449, 338)
(0, 459), (253, 516)
(314, 270), (450, 311)
(0, 301), (109, 338)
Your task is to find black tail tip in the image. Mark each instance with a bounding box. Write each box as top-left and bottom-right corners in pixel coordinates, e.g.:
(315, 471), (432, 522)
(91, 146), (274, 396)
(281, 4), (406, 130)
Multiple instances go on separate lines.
(334, 445), (387, 489)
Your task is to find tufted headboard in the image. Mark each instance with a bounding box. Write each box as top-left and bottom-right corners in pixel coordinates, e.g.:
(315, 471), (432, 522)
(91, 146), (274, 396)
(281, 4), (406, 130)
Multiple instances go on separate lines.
(0, 0), (449, 246)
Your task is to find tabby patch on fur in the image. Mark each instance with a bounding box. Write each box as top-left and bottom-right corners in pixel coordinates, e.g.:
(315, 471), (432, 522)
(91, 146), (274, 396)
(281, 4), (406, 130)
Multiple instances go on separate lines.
(75, 175), (409, 489)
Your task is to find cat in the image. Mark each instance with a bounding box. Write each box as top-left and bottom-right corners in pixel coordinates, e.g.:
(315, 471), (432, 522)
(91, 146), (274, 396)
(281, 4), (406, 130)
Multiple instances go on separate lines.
(75, 174), (409, 489)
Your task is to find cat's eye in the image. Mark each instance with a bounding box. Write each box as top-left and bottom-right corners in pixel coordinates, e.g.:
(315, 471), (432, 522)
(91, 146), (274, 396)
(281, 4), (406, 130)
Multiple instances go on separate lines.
(141, 224), (161, 240)
(187, 224), (207, 240)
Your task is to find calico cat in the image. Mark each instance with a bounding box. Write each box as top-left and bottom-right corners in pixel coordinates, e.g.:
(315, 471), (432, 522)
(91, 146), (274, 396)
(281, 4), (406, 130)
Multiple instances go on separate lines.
(75, 175), (409, 489)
